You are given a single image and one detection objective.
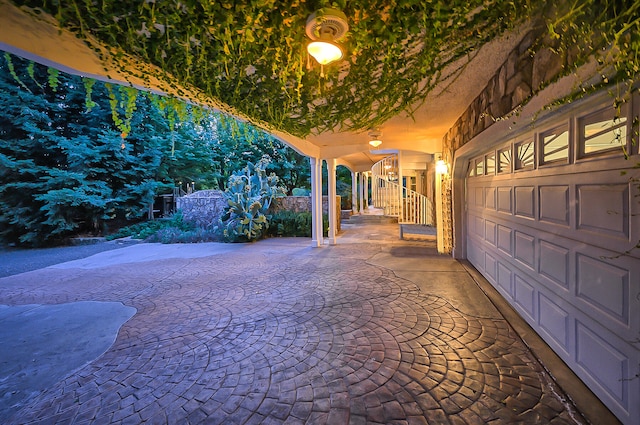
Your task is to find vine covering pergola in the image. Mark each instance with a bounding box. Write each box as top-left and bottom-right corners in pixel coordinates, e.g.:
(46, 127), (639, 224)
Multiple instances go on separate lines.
(4, 0), (638, 140)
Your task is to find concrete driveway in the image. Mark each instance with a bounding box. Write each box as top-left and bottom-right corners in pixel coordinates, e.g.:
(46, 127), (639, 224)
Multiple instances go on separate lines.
(0, 221), (615, 424)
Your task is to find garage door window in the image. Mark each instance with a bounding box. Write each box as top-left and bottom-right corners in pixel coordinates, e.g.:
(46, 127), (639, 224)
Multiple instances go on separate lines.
(475, 157), (484, 176)
(515, 139), (535, 170)
(486, 152), (496, 175)
(579, 105), (628, 157)
(540, 125), (569, 164)
(498, 147), (512, 174)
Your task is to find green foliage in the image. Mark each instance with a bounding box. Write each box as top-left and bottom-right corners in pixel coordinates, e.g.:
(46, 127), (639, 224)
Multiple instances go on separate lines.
(105, 211), (194, 240)
(15, 0), (545, 136)
(220, 157), (285, 242)
(291, 188), (310, 196)
(0, 51), (310, 246)
(82, 77), (97, 111)
(145, 226), (219, 244)
(105, 83), (138, 137)
(266, 211), (329, 238)
(6, 1), (639, 139)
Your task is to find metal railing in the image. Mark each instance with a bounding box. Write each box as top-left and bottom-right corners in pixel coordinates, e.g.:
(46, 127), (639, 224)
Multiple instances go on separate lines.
(371, 155), (434, 225)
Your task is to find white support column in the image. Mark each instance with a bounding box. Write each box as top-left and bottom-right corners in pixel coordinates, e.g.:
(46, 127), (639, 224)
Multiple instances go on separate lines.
(327, 158), (337, 245)
(397, 150), (404, 222)
(435, 166), (445, 254)
(365, 172), (370, 209)
(310, 157), (323, 247)
(316, 159), (324, 245)
(359, 172), (365, 213)
(352, 171), (358, 214)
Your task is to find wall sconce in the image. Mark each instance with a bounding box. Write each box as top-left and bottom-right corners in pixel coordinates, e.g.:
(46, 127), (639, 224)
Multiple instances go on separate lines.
(306, 8), (348, 76)
(436, 159), (448, 175)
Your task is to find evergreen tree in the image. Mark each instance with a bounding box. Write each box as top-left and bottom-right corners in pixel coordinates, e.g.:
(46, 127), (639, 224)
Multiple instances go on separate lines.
(0, 55), (162, 244)
(0, 51), (311, 246)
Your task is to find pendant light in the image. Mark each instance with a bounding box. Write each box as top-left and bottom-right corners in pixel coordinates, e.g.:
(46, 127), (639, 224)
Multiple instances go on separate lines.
(368, 128), (383, 148)
(305, 8), (348, 76)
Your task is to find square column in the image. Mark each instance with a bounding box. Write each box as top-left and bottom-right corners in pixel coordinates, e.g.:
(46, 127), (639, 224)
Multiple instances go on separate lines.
(309, 157), (323, 247)
(365, 172), (370, 209)
(327, 158), (337, 245)
(359, 172), (365, 213)
(397, 150), (403, 221)
(352, 171), (358, 214)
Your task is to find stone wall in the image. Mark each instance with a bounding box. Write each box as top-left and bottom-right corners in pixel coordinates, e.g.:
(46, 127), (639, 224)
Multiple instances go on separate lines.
(176, 190), (227, 229)
(271, 196), (342, 232)
(177, 191), (341, 232)
(442, 27), (572, 158)
(440, 27), (571, 253)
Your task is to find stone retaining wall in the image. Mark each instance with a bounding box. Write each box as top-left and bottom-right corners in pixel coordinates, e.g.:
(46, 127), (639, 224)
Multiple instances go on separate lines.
(176, 190), (227, 229)
(177, 191), (341, 232)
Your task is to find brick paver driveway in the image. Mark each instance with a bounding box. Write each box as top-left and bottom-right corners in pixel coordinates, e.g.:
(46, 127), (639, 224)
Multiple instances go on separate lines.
(0, 223), (586, 424)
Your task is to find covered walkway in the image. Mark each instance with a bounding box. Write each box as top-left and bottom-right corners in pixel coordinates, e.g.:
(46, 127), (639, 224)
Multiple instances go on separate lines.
(0, 222), (614, 424)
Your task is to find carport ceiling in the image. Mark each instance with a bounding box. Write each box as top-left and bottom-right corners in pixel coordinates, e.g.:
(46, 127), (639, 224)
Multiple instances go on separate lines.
(0, 0), (538, 168)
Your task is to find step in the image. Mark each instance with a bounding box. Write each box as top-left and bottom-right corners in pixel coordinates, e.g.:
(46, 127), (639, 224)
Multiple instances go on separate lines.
(347, 214), (398, 224)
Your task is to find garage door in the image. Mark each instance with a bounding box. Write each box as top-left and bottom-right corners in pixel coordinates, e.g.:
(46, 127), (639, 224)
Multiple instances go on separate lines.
(464, 97), (639, 425)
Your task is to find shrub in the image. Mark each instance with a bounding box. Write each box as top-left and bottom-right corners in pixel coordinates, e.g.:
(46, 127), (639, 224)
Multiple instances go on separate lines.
(106, 211), (194, 240)
(144, 227), (219, 243)
(266, 211), (329, 237)
(291, 187), (310, 196)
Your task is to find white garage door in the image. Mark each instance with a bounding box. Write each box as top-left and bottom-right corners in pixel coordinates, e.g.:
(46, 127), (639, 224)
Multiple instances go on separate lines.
(464, 96), (639, 425)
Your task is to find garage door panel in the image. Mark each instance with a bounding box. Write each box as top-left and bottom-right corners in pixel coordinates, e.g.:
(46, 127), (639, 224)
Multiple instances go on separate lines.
(467, 176), (639, 425)
(470, 207), (639, 341)
(497, 224), (512, 255)
(539, 239), (570, 289)
(497, 262), (513, 294)
(576, 253), (630, 327)
(474, 215), (484, 238)
(474, 194), (638, 259)
(539, 185), (570, 226)
(539, 292), (571, 354)
(577, 184), (629, 239)
(474, 186), (484, 207)
(485, 187), (496, 210)
(515, 186), (535, 218)
(514, 274), (536, 320)
(485, 220), (496, 246)
(497, 186), (512, 213)
(514, 230), (535, 270)
(576, 321), (632, 411)
(467, 236), (484, 270)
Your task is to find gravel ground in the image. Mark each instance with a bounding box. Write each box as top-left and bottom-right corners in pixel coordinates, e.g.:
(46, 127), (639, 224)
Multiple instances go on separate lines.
(0, 239), (140, 278)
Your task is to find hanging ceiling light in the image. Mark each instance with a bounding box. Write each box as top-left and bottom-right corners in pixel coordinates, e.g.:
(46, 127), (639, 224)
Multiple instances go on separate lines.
(307, 39), (343, 65)
(368, 128), (383, 148)
(305, 8), (348, 72)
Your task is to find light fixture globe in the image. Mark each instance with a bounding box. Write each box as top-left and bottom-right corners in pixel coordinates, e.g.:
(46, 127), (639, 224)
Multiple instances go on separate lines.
(307, 40), (343, 65)
(368, 128), (383, 148)
(435, 160), (448, 174)
(305, 8), (348, 66)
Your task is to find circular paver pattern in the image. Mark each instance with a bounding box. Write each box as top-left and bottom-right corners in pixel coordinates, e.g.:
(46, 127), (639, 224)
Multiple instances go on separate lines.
(1, 240), (584, 424)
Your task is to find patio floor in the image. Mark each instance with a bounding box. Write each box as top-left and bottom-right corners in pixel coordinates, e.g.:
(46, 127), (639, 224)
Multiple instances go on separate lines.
(0, 220), (615, 424)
